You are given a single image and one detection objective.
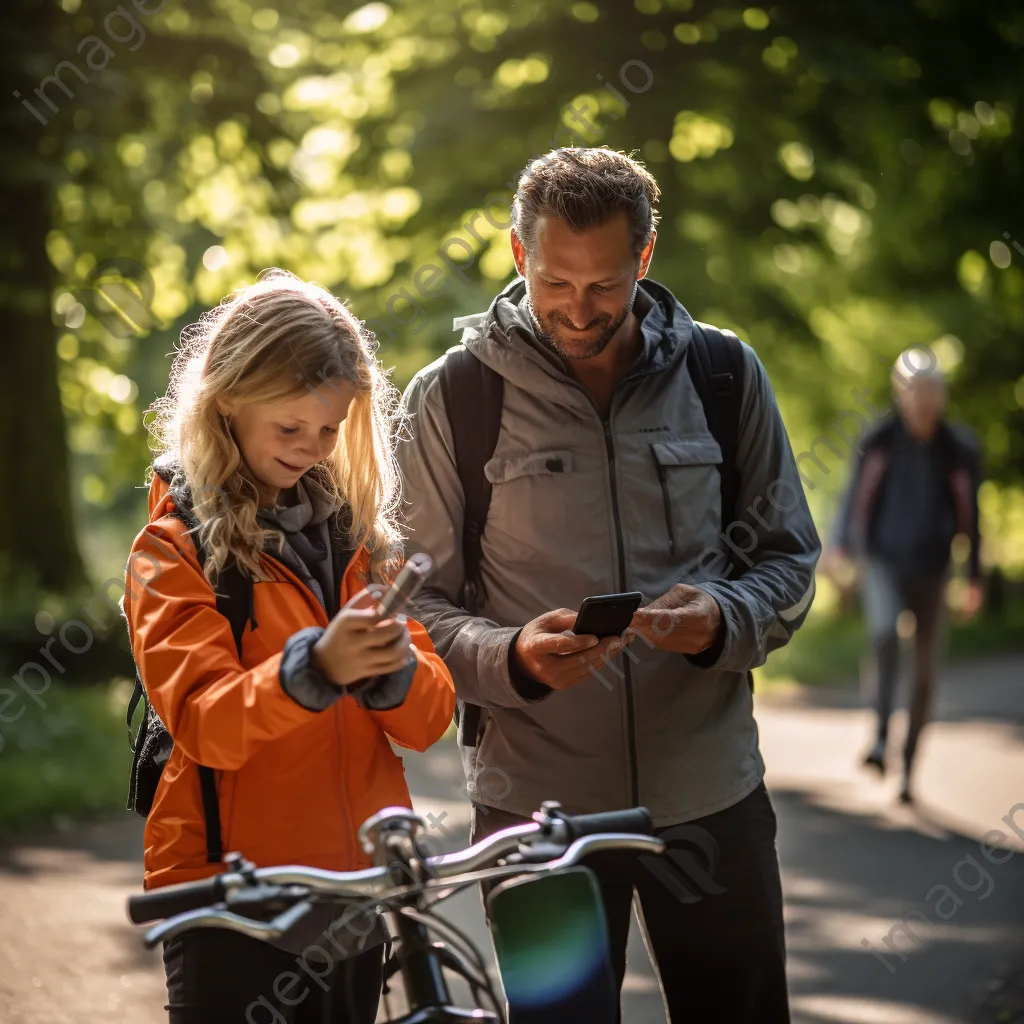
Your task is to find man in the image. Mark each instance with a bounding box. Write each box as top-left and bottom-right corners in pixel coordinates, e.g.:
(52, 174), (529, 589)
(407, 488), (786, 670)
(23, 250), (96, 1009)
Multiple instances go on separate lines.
(396, 147), (820, 1022)
(831, 350), (983, 804)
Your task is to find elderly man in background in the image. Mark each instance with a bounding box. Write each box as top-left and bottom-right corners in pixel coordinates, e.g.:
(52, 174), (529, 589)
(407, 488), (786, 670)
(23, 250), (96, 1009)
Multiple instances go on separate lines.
(831, 349), (983, 803)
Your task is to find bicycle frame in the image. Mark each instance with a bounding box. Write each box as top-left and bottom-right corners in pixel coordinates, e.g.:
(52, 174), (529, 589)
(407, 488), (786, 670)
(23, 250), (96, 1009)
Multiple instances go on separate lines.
(387, 903), (500, 1022)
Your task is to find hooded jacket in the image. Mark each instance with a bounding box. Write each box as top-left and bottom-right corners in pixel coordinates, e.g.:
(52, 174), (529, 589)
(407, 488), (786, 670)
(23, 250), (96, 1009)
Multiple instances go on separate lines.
(123, 467), (456, 890)
(396, 277), (820, 826)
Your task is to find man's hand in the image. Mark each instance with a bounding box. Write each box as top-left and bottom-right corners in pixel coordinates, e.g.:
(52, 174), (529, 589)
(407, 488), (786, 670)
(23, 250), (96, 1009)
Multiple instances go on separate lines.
(513, 609), (628, 692)
(628, 584), (723, 655)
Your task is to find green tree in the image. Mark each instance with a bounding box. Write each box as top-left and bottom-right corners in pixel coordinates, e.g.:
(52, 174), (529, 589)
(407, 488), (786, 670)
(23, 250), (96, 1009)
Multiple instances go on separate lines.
(9, 0), (1023, 604)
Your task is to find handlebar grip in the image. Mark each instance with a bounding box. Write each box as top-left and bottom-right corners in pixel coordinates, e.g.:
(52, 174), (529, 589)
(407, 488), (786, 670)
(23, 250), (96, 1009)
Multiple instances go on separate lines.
(561, 807), (654, 841)
(127, 875), (227, 925)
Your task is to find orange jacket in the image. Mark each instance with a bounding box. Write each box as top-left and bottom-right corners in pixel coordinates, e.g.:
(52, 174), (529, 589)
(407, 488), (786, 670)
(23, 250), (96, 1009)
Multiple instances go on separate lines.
(124, 473), (455, 890)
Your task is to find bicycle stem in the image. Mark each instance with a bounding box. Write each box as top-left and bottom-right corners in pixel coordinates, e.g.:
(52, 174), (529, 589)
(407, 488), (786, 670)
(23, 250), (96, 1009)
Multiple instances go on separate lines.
(392, 910), (452, 1011)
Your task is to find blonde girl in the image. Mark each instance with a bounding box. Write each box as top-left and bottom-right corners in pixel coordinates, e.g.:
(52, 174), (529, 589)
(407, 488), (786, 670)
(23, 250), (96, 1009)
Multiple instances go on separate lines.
(124, 270), (454, 1023)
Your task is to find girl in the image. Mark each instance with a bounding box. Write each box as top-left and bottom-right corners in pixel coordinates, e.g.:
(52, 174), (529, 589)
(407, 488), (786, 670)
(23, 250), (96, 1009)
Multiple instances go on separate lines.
(123, 270), (455, 1023)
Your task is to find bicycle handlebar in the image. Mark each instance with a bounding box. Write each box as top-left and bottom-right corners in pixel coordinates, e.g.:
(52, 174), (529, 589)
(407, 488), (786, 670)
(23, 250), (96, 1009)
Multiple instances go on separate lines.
(127, 873), (231, 926)
(127, 804), (660, 932)
(560, 806), (654, 840)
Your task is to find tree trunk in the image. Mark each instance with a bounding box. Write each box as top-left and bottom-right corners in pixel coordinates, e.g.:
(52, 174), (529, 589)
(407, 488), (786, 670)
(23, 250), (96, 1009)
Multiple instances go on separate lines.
(0, 2), (86, 605)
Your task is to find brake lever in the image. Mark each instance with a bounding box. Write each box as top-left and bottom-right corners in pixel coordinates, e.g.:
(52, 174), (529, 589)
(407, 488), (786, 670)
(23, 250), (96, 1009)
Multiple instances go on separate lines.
(225, 883), (312, 913)
(143, 899), (315, 949)
(504, 841), (567, 865)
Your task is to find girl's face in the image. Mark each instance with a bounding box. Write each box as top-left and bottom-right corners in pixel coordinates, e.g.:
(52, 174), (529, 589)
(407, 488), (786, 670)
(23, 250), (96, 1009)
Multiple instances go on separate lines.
(218, 379), (357, 504)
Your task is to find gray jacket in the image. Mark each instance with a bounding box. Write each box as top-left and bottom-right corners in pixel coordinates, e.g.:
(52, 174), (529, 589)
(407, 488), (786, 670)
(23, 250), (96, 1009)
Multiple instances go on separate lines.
(396, 277), (820, 826)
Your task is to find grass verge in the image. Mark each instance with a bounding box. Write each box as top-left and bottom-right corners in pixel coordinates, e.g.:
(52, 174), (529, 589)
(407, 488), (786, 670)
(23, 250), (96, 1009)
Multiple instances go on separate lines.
(758, 601), (1024, 689)
(0, 677), (134, 840)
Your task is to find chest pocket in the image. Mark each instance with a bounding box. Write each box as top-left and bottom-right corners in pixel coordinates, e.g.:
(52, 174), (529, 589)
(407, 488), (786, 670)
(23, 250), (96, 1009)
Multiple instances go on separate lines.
(484, 448), (576, 564)
(650, 436), (723, 557)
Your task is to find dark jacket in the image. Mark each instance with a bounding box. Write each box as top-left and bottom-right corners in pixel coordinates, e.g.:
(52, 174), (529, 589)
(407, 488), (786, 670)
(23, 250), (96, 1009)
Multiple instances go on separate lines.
(835, 414), (982, 580)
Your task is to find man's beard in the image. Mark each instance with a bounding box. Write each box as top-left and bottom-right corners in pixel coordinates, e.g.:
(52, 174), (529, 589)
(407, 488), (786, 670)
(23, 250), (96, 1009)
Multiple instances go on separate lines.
(528, 282), (637, 361)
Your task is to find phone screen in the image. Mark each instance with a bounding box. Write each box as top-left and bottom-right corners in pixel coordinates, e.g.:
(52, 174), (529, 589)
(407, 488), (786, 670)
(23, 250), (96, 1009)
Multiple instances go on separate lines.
(572, 592), (644, 638)
(488, 867), (617, 1024)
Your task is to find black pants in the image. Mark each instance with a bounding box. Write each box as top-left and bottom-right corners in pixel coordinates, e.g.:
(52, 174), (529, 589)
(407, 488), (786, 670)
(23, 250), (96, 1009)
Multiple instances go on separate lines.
(162, 928), (383, 1024)
(473, 782), (789, 1023)
(863, 560), (947, 774)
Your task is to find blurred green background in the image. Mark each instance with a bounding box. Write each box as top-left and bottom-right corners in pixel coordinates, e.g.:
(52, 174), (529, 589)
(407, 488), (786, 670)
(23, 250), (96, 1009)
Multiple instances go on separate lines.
(1, 0), (1022, 833)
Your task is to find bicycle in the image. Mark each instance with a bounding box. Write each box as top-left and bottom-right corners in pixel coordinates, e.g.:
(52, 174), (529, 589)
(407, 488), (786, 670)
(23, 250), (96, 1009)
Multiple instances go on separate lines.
(127, 801), (664, 1023)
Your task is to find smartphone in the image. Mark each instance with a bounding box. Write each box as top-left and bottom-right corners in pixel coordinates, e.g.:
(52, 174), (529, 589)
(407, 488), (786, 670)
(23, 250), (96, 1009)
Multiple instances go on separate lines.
(488, 866), (617, 1024)
(375, 552), (433, 618)
(571, 592), (644, 638)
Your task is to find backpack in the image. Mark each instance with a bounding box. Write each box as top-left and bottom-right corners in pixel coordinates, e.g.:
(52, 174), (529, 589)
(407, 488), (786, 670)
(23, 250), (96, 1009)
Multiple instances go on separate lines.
(125, 477), (255, 865)
(438, 321), (746, 751)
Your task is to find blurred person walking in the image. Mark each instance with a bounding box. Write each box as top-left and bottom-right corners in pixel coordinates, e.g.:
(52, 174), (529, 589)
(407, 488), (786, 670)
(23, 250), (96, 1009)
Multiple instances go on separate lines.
(830, 349), (983, 803)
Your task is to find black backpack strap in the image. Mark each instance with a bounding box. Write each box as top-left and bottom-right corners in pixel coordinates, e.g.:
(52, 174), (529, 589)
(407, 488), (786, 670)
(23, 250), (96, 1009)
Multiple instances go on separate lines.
(687, 322), (745, 541)
(214, 562), (257, 654)
(687, 322), (751, 692)
(438, 346), (504, 613)
(196, 767), (222, 863)
(167, 505), (254, 864)
(127, 673), (146, 752)
(438, 346), (504, 749)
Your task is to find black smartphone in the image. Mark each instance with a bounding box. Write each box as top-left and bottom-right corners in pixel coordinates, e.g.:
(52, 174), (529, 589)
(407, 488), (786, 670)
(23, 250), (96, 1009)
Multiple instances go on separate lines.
(572, 592), (644, 638)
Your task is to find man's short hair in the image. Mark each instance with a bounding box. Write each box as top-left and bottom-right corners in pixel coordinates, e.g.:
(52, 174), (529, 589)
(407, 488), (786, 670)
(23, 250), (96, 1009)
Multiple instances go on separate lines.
(512, 147), (661, 259)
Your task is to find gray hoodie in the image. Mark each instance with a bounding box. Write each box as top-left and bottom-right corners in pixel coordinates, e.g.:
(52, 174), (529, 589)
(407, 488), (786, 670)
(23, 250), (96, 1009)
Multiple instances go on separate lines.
(396, 278), (820, 826)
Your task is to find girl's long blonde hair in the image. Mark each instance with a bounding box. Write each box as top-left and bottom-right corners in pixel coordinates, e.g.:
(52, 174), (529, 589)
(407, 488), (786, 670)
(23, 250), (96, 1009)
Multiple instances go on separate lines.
(147, 270), (402, 586)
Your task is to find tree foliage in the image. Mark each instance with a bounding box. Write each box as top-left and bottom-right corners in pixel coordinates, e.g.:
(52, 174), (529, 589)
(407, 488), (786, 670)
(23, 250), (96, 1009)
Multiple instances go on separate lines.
(3, 0), (1023, 613)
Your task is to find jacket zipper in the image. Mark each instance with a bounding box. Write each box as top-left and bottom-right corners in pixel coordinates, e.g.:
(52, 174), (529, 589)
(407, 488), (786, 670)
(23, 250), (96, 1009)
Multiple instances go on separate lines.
(556, 357), (666, 810)
(602, 419), (640, 809)
(655, 461), (677, 556)
(263, 549), (357, 865)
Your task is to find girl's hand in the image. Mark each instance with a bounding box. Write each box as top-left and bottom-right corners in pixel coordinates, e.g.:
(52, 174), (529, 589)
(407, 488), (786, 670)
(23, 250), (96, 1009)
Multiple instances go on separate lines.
(312, 587), (414, 688)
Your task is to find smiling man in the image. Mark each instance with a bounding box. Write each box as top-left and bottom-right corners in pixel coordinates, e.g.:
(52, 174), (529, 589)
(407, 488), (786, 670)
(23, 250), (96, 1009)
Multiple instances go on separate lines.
(396, 147), (820, 1022)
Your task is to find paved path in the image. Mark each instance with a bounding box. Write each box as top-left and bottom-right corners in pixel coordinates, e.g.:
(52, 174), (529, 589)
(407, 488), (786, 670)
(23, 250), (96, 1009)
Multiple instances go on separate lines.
(1, 653), (1021, 1023)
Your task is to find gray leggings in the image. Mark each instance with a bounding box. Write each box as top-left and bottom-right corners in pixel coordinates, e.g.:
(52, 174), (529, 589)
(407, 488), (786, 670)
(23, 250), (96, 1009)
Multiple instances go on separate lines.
(862, 560), (947, 772)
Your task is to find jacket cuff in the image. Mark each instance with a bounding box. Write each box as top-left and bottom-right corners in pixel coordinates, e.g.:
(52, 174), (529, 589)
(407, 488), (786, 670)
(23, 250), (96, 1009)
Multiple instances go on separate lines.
(279, 627), (342, 712)
(685, 611), (728, 668)
(507, 627), (554, 702)
(346, 656), (417, 712)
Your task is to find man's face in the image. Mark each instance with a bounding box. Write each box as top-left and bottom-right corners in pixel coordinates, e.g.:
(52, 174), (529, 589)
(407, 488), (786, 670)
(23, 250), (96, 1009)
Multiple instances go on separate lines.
(895, 376), (945, 439)
(514, 212), (649, 361)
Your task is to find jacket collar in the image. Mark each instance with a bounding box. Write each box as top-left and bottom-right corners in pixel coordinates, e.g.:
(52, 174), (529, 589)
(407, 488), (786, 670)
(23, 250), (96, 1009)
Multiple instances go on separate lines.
(455, 276), (694, 398)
